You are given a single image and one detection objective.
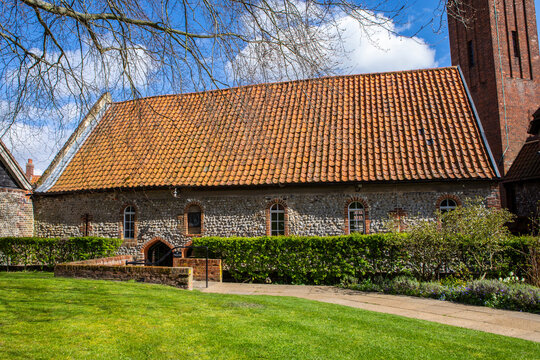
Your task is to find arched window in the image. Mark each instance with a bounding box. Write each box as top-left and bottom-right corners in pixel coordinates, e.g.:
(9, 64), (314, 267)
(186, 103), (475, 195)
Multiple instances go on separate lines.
(186, 204), (202, 235)
(439, 198), (458, 213)
(348, 201), (365, 234)
(123, 206), (136, 239)
(269, 203), (286, 236)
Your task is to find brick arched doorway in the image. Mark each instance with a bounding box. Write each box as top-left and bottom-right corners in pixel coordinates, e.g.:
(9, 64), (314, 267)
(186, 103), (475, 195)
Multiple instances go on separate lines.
(145, 240), (173, 267)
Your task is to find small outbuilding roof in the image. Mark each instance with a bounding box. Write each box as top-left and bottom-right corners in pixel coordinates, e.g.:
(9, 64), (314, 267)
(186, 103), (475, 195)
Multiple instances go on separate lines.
(505, 140), (540, 182)
(37, 66), (498, 193)
(0, 140), (32, 190)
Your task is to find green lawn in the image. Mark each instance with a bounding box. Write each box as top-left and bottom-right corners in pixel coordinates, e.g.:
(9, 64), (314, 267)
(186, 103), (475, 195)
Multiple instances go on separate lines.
(0, 273), (538, 360)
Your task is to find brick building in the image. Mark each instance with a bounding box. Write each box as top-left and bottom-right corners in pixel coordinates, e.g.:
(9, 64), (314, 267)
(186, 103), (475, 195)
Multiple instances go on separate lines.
(504, 108), (540, 232)
(448, 0), (540, 209)
(0, 140), (33, 237)
(33, 68), (501, 260)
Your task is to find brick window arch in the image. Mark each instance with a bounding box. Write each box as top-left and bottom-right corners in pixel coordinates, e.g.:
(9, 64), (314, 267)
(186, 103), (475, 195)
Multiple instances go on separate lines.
(120, 204), (137, 245)
(141, 237), (175, 265)
(344, 198), (370, 234)
(184, 202), (204, 236)
(436, 195), (462, 214)
(266, 199), (289, 236)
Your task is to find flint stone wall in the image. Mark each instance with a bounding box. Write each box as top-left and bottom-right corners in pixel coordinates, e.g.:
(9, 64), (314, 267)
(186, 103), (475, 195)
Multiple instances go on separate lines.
(510, 181), (540, 217)
(34, 182), (499, 254)
(0, 188), (33, 237)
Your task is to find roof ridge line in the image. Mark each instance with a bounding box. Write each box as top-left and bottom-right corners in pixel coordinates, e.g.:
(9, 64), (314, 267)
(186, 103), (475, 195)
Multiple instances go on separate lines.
(112, 66), (459, 105)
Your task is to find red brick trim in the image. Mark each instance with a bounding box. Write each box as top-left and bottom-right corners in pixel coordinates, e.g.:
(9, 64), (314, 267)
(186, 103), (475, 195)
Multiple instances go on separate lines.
(184, 201), (204, 237)
(173, 258), (222, 282)
(119, 203), (138, 246)
(181, 240), (193, 258)
(266, 199), (289, 236)
(141, 237), (175, 259)
(389, 208), (408, 232)
(344, 197), (370, 234)
(487, 185), (501, 209)
(435, 194), (462, 211)
(66, 255), (134, 265)
(79, 213), (93, 236)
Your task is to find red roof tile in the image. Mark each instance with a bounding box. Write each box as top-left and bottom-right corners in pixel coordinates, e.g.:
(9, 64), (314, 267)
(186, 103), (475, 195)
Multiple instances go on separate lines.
(44, 67), (497, 192)
(505, 139), (540, 181)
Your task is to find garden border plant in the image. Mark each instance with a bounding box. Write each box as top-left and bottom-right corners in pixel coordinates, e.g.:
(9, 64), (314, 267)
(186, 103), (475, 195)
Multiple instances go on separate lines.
(342, 275), (540, 313)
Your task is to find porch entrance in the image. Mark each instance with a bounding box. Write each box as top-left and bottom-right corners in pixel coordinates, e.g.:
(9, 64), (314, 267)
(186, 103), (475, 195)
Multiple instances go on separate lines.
(146, 241), (173, 267)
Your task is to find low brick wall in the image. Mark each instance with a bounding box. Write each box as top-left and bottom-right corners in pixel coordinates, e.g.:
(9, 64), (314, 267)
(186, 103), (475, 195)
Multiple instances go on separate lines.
(55, 263), (193, 290)
(173, 258), (222, 282)
(66, 255), (135, 266)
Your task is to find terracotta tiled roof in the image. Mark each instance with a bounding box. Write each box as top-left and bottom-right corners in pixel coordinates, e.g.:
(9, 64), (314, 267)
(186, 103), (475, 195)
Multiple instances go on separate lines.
(30, 175), (41, 184)
(43, 67), (497, 193)
(505, 139), (540, 181)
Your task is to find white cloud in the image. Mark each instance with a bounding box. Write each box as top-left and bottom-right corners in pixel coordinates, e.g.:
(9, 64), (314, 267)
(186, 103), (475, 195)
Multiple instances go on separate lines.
(0, 101), (79, 175)
(1, 122), (69, 175)
(335, 14), (437, 74)
(229, 7), (437, 83)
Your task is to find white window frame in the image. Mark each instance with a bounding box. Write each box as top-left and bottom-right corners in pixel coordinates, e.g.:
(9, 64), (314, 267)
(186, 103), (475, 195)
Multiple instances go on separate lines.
(123, 206), (136, 239)
(270, 203), (285, 236)
(348, 201), (365, 234)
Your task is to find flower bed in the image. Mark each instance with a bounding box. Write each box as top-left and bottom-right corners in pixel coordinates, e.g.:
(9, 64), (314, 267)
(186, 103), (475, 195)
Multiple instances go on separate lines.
(342, 276), (540, 313)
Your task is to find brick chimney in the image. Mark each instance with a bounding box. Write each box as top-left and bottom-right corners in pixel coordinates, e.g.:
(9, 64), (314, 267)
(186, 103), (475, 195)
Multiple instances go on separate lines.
(25, 159), (34, 181)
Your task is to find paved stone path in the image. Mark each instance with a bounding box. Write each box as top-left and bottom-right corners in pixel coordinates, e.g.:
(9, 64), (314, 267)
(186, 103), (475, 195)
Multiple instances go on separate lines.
(194, 281), (540, 342)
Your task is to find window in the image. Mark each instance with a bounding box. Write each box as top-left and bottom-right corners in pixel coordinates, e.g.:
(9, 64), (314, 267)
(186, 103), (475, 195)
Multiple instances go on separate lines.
(439, 198), (458, 213)
(270, 203), (285, 236)
(123, 206), (136, 239)
(348, 202), (365, 234)
(186, 204), (202, 235)
(512, 31), (520, 58)
(467, 40), (475, 67)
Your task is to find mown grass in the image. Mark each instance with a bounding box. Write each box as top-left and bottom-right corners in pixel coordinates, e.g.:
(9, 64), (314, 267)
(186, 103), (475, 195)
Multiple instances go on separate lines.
(0, 272), (538, 359)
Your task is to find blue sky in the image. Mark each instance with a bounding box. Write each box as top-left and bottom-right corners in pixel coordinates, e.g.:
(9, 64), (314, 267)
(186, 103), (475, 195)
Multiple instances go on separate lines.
(2, 0), (540, 174)
(399, 0), (540, 67)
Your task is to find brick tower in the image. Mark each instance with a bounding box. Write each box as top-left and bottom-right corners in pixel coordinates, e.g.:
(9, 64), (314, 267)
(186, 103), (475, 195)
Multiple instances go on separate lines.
(448, 0), (540, 175)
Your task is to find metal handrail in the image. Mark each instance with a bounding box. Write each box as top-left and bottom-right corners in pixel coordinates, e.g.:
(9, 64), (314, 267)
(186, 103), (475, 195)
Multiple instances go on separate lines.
(126, 245), (209, 288)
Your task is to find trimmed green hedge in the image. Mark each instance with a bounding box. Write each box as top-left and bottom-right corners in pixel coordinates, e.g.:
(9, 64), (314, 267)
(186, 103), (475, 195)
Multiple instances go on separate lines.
(194, 234), (409, 284)
(0, 237), (123, 267)
(193, 234), (540, 285)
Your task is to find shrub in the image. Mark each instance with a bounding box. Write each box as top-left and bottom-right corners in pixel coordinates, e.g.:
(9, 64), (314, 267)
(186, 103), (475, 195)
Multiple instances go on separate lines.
(194, 234), (410, 285)
(405, 198), (517, 280)
(502, 236), (540, 287)
(0, 237), (123, 267)
(402, 219), (455, 280)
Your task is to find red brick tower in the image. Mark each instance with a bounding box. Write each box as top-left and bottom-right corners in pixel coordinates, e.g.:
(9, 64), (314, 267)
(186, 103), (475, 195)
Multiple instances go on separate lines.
(448, 0), (540, 175)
